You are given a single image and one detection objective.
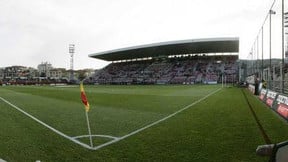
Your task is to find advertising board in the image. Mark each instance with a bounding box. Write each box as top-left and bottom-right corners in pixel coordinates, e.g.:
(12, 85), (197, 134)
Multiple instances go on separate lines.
(265, 90), (277, 108)
(259, 89), (267, 101)
(275, 94), (288, 119)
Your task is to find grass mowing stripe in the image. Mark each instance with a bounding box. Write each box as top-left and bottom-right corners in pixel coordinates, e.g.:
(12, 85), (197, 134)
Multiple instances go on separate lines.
(90, 87), (222, 151)
(0, 86), (220, 151)
(0, 96), (92, 150)
(241, 89), (272, 144)
(1, 86), (287, 161)
(94, 87), (269, 161)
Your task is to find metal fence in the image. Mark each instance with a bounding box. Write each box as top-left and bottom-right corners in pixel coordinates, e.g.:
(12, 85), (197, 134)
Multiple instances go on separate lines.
(243, 0), (288, 95)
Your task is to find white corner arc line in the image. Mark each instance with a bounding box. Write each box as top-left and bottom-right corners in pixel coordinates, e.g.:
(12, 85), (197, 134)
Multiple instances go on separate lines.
(0, 87), (221, 151)
(0, 96), (93, 150)
(90, 87), (222, 150)
(72, 134), (119, 140)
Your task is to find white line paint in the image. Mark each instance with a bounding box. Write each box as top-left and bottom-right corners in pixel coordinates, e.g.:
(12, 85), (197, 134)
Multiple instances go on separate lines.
(0, 96), (93, 150)
(0, 158), (7, 162)
(90, 87), (222, 150)
(0, 87), (221, 151)
(72, 134), (119, 140)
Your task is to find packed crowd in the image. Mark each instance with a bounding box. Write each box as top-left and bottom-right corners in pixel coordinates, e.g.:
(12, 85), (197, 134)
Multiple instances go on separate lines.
(93, 56), (238, 85)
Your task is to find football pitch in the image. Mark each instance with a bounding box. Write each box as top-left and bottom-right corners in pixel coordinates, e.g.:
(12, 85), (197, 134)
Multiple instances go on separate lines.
(0, 85), (288, 161)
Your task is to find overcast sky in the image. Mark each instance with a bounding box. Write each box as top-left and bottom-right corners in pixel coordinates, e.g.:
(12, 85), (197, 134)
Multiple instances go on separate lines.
(0, 0), (277, 70)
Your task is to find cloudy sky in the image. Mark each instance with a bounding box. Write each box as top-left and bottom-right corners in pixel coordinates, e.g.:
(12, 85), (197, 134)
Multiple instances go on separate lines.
(0, 0), (277, 70)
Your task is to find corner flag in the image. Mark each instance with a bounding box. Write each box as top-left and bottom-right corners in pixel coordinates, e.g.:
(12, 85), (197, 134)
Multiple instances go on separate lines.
(80, 82), (90, 112)
(80, 81), (93, 147)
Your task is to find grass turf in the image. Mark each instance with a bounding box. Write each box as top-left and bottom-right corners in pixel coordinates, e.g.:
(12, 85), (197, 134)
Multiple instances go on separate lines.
(0, 85), (287, 161)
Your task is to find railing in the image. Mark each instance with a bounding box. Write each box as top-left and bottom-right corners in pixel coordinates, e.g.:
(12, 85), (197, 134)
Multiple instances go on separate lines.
(266, 80), (288, 95)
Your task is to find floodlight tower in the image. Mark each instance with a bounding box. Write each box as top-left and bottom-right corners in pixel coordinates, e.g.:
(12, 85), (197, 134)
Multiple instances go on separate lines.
(285, 12), (288, 60)
(69, 44), (75, 82)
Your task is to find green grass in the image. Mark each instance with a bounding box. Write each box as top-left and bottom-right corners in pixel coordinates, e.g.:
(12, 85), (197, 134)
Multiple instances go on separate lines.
(0, 85), (287, 161)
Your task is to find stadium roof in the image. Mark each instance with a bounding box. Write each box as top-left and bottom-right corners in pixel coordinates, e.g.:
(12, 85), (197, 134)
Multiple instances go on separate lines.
(89, 37), (239, 61)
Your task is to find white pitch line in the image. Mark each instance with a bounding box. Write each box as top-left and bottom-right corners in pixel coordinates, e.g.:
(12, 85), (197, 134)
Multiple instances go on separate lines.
(0, 96), (93, 150)
(0, 87), (221, 151)
(0, 158), (7, 162)
(90, 87), (222, 150)
(72, 134), (119, 140)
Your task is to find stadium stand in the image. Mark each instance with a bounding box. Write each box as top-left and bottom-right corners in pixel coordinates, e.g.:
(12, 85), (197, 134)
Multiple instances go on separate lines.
(90, 38), (239, 85)
(92, 55), (238, 85)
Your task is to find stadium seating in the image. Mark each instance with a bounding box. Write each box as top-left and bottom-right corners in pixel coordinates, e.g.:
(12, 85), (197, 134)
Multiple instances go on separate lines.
(93, 56), (238, 85)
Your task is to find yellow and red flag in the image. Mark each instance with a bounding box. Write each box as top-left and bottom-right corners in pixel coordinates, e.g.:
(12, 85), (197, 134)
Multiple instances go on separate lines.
(80, 82), (90, 112)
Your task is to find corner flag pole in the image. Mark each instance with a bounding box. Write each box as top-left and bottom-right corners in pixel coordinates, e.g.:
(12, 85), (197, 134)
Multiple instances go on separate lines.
(85, 110), (93, 147)
(80, 81), (93, 148)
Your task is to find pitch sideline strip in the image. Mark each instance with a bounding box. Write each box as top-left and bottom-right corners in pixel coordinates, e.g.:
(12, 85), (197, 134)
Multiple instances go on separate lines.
(0, 87), (221, 151)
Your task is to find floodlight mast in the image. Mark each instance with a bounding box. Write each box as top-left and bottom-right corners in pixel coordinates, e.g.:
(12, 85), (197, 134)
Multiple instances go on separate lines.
(269, 9), (276, 89)
(69, 44), (75, 82)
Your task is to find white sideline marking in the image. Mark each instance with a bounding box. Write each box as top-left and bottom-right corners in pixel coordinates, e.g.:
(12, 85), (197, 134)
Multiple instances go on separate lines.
(90, 87), (222, 150)
(0, 97), (92, 150)
(0, 158), (6, 162)
(0, 87), (221, 151)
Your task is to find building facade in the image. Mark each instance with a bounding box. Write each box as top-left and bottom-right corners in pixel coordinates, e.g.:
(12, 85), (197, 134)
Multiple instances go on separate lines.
(37, 62), (53, 78)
